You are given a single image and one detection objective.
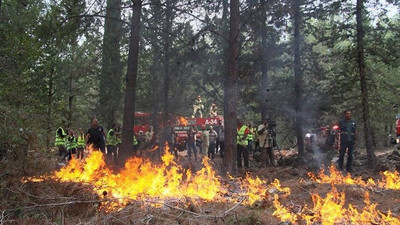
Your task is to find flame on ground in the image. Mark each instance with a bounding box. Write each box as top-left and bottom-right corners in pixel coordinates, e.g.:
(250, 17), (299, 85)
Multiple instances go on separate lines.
(273, 185), (400, 225)
(309, 165), (400, 190)
(54, 143), (223, 209)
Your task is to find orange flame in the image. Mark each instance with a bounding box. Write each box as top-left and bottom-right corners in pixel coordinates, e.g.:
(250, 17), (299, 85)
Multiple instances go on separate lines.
(178, 116), (188, 126)
(273, 185), (400, 225)
(309, 165), (400, 190)
(53, 143), (223, 209)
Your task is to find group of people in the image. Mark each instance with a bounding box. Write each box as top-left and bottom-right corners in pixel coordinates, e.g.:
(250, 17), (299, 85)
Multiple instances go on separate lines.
(192, 95), (218, 118)
(55, 118), (110, 166)
(54, 110), (357, 173)
(236, 119), (276, 169)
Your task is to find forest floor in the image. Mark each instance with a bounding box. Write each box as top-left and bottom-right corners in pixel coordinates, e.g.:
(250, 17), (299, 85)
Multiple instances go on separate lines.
(1, 147), (400, 225)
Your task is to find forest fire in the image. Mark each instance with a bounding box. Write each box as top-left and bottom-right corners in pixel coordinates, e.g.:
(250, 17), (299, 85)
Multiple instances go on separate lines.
(273, 185), (400, 225)
(54, 144), (224, 209)
(21, 147), (400, 223)
(309, 165), (400, 190)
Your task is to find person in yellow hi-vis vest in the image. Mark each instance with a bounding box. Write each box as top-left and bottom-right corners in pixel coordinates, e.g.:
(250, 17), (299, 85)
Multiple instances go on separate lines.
(66, 129), (77, 161)
(237, 119), (250, 168)
(55, 126), (68, 166)
(76, 128), (85, 160)
(247, 122), (254, 155)
(106, 124), (119, 163)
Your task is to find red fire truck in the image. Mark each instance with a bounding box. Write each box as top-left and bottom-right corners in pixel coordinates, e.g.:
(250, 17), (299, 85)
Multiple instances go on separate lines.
(133, 112), (223, 150)
(173, 116), (223, 150)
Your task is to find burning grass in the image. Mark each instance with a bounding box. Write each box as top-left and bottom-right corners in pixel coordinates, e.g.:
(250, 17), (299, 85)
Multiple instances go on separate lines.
(3, 147), (400, 224)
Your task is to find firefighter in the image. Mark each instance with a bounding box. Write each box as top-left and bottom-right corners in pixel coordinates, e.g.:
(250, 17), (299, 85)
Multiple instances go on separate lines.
(106, 124), (118, 163)
(66, 129), (77, 161)
(237, 119), (250, 169)
(76, 128), (85, 160)
(55, 126), (69, 166)
(192, 95), (204, 118)
(200, 125), (209, 155)
(338, 110), (357, 172)
(209, 103), (218, 117)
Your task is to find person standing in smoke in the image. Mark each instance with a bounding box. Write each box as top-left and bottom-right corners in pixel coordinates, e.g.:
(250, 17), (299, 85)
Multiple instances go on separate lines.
(258, 121), (274, 167)
(337, 110), (357, 172)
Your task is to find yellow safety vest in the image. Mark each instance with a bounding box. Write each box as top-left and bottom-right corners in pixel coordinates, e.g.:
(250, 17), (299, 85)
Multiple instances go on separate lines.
(107, 129), (117, 146)
(77, 135), (85, 148)
(237, 125), (249, 146)
(55, 127), (66, 147)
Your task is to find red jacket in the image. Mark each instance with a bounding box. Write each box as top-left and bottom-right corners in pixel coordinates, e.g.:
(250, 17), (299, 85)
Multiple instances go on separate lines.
(396, 119), (400, 136)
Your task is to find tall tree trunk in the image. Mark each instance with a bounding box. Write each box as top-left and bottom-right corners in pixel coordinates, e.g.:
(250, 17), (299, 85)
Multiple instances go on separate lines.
(67, 70), (74, 128)
(99, 0), (122, 128)
(222, 0), (239, 175)
(356, 0), (375, 165)
(163, 0), (173, 123)
(260, 0), (268, 122)
(293, 0), (304, 156)
(121, 0), (142, 161)
(150, 0), (162, 128)
(46, 68), (54, 148)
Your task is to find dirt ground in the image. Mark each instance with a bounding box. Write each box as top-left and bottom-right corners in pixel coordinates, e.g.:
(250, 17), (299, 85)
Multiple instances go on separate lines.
(1, 147), (400, 224)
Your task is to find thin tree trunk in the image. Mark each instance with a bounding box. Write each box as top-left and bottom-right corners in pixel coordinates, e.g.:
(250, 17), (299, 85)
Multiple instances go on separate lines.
(163, 0), (173, 123)
(68, 72), (73, 128)
(46, 68), (54, 148)
(121, 0), (142, 162)
(293, 0), (304, 156)
(222, 0), (239, 175)
(260, 0), (268, 122)
(356, 0), (375, 165)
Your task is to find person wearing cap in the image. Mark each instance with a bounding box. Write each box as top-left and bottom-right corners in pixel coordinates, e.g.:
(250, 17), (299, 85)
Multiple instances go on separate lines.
(192, 95), (204, 118)
(209, 103), (218, 117)
(200, 125), (209, 155)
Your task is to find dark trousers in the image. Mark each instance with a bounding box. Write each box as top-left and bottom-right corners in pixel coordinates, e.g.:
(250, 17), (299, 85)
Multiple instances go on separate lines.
(187, 142), (197, 160)
(58, 145), (69, 163)
(338, 140), (354, 171)
(68, 148), (76, 161)
(208, 142), (216, 160)
(219, 141), (225, 158)
(76, 147), (84, 159)
(247, 140), (253, 154)
(107, 145), (117, 162)
(237, 144), (249, 168)
(91, 142), (105, 154)
(216, 139), (220, 153)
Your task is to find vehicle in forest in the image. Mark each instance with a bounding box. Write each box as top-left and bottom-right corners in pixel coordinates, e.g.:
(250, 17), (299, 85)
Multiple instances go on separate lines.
(173, 116), (223, 151)
(133, 112), (223, 151)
